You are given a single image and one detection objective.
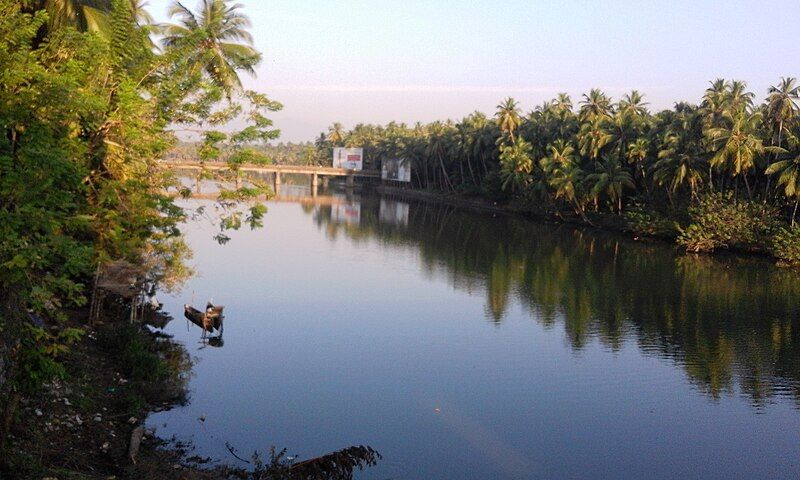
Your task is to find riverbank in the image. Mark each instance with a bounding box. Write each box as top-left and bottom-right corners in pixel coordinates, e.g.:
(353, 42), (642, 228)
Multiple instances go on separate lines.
(3, 300), (382, 479)
(2, 304), (235, 479)
(374, 185), (795, 264)
(376, 185), (641, 236)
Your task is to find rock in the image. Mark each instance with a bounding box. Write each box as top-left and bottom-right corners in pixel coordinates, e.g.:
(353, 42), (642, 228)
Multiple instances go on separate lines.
(94, 414), (102, 422)
(101, 442), (110, 452)
(75, 415), (83, 425)
(35, 409), (43, 417)
(63, 398), (71, 406)
(128, 426), (145, 464)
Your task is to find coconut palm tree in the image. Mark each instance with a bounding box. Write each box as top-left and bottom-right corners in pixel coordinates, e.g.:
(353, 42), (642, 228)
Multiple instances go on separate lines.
(766, 133), (800, 224)
(498, 138), (533, 192)
(707, 110), (779, 198)
(654, 138), (705, 199)
(22, 0), (112, 33)
(553, 93), (573, 114)
(326, 122), (345, 146)
(129, 0), (154, 25)
(725, 80), (755, 113)
(766, 77), (800, 148)
(496, 97), (522, 143)
(585, 156), (634, 212)
(619, 90), (649, 119)
(162, 0), (261, 95)
(701, 78), (730, 131)
(578, 116), (612, 160)
(579, 89), (612, 120)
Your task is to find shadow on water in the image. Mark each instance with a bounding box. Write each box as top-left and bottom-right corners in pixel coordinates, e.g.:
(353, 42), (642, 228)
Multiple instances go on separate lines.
(305, 193), (800, 408)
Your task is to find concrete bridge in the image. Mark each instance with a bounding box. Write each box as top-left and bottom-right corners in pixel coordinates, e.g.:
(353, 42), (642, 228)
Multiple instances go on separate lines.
(163, 161), (380, 190)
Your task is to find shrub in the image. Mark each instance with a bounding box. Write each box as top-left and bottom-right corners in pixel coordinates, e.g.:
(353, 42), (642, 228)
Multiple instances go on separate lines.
(771, 226), (800, 266)
(677, 192), (779, 253)
(99, 325), (167, 382)
(481, 170), (512, 202)
(625, 202), (679, 237)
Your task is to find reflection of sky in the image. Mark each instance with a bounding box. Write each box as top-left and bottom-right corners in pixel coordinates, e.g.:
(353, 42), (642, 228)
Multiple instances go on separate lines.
(148, 199), (800, 480)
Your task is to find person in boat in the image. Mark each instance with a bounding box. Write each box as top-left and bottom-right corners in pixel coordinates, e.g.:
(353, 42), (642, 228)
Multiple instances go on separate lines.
(205, 300), (224, 333)
(184, 304), (218, 338)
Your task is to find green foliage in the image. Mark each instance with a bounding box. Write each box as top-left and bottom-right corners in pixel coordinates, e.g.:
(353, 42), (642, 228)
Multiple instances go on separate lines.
(98, 324), (166, 381)
(677, 192), (779, 252)
(0, 0), (280, 447)
(12, 325), (83, 394)
(771, 226), (800, 265)
(625, 202), (679, 237)
(306, 77), (800, 262)
(499, 138), (533, 192)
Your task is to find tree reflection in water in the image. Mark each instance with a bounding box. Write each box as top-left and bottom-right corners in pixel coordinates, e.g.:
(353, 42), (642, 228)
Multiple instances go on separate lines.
(306, 193), (800, 407)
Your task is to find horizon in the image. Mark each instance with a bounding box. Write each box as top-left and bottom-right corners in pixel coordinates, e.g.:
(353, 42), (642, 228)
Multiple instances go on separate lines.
(147, 0), (799, 142)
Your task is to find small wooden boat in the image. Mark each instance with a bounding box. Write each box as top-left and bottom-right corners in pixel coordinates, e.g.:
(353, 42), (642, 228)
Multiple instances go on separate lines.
(184, 304), (217, 335)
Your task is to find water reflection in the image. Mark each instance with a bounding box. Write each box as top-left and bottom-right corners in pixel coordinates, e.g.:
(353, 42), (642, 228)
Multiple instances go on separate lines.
(306, 195), (800, 407)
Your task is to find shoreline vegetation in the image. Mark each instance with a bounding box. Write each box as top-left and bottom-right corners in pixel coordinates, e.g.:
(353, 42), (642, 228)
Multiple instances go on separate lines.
(0, 0), (380, 477)
(171, 76), (800, 265)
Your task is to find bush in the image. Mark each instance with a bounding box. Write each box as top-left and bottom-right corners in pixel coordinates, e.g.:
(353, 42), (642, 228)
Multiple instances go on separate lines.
(99, 325), (167, 382)
(481, 170), (512, 202)
(625, 202), (679, 237)
(772, 226), (800, 266)
(677, 192), (779, 253)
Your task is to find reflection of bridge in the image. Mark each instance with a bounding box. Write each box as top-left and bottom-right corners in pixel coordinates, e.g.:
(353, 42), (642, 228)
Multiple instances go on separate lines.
(163, 161), (380, 190)
(173, 191), (352, 206)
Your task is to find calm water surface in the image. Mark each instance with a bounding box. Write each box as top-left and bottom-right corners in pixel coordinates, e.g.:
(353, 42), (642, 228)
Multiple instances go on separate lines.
(148, 186), (800, 479)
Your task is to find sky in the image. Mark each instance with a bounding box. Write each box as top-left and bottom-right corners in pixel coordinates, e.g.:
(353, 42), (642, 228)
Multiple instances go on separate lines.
(147, 0), (799, 142)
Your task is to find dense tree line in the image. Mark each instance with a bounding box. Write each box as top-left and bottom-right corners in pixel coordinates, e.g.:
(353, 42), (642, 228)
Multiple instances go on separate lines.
(316, 79), (800, 261)
(0, 0), (278, 459)
(168, 140), (323, 166)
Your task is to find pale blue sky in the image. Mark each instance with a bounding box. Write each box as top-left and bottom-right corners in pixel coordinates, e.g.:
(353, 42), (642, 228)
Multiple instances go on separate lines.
(148, 0), (799, 142)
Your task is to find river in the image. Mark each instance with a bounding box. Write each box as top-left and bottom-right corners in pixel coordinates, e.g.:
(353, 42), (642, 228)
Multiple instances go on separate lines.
(147, 184), (800, 479)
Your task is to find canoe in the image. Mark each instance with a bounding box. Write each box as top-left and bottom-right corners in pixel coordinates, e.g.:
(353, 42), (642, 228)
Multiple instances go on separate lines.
(184, 304), (216, 332)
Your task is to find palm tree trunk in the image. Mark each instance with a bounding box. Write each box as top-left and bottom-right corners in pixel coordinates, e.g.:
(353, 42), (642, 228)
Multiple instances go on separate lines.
(708, 165), (714, 191)
(743, 174), (753, 200)
(793, 199), (798, 227)
(765, 120), (785, 203)
(466, 155), (477, 186)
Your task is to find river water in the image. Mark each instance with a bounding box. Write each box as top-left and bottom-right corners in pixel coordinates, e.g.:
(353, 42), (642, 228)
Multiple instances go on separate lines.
(148, 185), (800, 479)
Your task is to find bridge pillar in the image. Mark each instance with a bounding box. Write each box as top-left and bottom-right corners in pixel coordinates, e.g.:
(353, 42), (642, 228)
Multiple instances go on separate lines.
(273, 172), (282, 196)
(346, 174), (355, 188)
(311, 173), (319, 197)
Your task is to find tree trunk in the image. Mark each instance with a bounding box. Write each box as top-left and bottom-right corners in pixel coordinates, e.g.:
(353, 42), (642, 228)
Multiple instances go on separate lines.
(466, 155), (477, 186)
(765, 120), (785, 203)
(743, 174), (752, 200)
